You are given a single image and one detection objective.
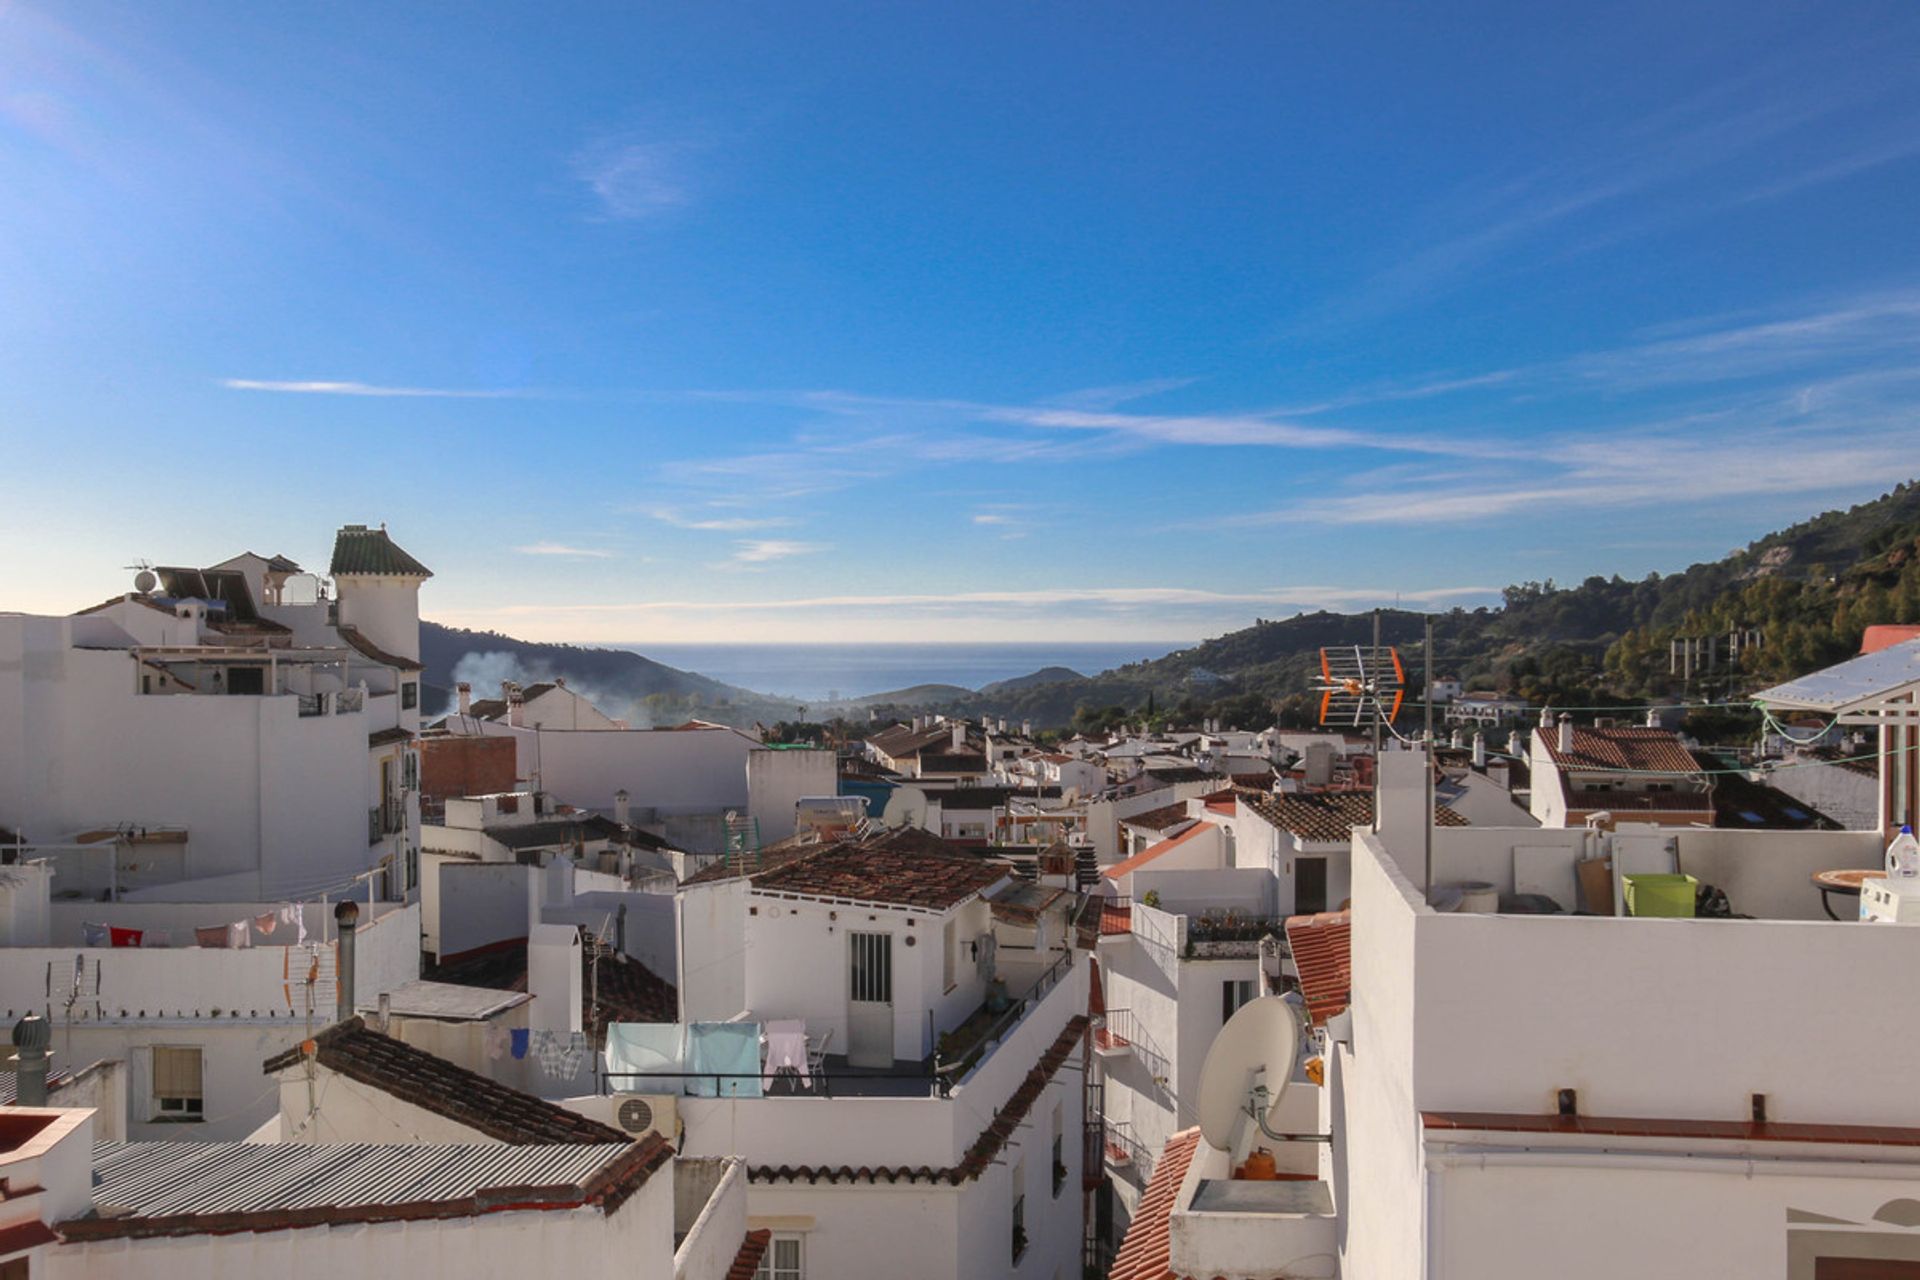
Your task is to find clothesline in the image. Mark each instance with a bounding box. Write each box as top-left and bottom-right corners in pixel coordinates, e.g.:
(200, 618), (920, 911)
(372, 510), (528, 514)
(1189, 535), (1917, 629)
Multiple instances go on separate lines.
(81, 902), (310, 950)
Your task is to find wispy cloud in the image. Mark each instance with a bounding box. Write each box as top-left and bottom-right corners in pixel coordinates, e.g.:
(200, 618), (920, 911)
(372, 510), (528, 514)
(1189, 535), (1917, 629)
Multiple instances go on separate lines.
(719, 539), (829, 567)
(221, 379), (521, 399)
(971, 513), (1017, 526)
(647, 507), (795, 532)
(573, 135), (690, 219)
(466, 582), (1499, 617)
(514, 542), (615, 558)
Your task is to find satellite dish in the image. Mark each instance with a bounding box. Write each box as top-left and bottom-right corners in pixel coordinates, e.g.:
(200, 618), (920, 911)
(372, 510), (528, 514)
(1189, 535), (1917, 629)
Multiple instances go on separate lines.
(1195, 994), (1303, 1151)
(133, 569), (158, 594)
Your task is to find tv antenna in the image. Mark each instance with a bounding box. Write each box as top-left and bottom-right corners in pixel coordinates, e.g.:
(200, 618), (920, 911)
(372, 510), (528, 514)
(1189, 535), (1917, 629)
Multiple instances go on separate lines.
(46, 954), (103, 1060)
(1314, 643), (1405, 730)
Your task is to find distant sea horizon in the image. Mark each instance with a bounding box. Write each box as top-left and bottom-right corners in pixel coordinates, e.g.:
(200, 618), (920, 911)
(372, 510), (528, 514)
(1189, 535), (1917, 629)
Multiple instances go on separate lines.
(626, 641), (1194, 703)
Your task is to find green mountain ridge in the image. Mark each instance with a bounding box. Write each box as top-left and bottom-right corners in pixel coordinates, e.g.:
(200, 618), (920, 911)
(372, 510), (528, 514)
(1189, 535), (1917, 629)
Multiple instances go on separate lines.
(421, 482), (1920, 733)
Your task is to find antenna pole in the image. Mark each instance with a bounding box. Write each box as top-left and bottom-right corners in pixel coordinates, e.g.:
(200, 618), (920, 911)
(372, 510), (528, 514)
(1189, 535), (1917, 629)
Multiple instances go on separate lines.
(1370, 610), (1382, 832)
(1424, 615), (1435, 908)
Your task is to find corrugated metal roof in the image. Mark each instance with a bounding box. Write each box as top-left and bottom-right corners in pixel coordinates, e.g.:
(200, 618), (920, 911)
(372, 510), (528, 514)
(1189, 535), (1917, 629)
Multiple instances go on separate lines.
(89, 1141), (629, 1218)
(1755, 639), (1920, 713)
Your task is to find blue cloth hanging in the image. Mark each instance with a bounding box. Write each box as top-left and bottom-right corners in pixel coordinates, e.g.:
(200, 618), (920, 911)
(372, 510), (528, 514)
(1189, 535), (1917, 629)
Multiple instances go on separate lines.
(686, 1021), (763, 1098)
(510, 1028), (530, 1060)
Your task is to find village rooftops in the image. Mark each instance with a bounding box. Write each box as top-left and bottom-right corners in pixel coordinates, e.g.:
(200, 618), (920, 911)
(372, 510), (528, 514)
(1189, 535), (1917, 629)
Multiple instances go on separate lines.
(59, 1137), (667, 1241)
(264, 1016), (629, 1145)
(329, 523), (433, 578)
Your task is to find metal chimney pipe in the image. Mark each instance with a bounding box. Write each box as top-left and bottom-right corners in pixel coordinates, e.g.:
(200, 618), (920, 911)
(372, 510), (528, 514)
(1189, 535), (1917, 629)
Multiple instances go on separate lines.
(614, 788), (630, 827)
(11, 1013), (50, 1107)
(335, 900), (359, 1025)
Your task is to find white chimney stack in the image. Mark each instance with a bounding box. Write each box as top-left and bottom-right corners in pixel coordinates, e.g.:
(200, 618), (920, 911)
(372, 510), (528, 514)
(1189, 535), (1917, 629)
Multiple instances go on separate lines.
(1540, 704), (1554, 730)
(1472, 732), (1487, 770)
(1646, 707), (1661, 728)
(614, 788), (630, 827)
(457, 682), (472, 715)
(1558, 713), (1574, 754)
(951, 721), (966, 751)
(1021, 720), (1032, 737)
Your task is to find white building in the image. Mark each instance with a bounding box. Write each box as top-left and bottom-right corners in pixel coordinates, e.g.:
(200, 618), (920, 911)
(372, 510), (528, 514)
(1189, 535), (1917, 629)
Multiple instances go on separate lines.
(0, 523), (430, 903)
(1528, 717), (1714, 829)
(639, 834), (1097, 1280)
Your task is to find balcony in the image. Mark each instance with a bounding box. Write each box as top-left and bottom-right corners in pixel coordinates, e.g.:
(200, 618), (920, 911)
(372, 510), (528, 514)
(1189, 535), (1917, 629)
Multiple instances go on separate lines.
(368, 797), (406, 844)
(1093, 1008), (1135, 1059)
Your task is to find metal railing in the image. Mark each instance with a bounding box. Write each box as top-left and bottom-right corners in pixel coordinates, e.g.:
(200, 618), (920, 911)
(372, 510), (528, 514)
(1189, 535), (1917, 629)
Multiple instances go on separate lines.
(336, 688), (366, 714)
(296, 693), (326, 717)
(600, 1068), (945, 1100)
(934, 947), (1074, 1083)
(368, 797), (406, 844)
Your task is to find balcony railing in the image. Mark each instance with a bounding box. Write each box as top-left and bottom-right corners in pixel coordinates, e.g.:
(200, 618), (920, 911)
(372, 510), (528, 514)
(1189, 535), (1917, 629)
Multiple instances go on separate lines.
(336, 688), (366, 714)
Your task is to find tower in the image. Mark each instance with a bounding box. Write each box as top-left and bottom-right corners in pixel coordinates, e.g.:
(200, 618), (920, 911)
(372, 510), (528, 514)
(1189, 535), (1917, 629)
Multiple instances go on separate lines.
(328, 523), (432, 662)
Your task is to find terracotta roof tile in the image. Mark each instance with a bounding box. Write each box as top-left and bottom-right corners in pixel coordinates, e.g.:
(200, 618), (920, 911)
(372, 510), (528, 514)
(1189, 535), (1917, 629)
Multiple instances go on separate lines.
(1536, 725), (1701, 775)
(1242, 790), (1466, 844)
(337, 624), (425, 672)
(1121, 802), (1192, 833)
(1102, 822), (1215, 880)
(728, 1229), (773, 1280)
(262, 1017), (629, 1145)
(749, 841), (1010, 911)
(1109, 1128), (1202, 1280)
(329, 524), (432, 578)
(1100, 902), (1133, 935)
(1284, 910), (1352, 1027)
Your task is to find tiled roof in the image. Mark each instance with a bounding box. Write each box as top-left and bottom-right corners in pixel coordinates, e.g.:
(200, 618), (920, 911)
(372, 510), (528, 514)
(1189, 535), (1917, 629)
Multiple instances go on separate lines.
(1100, 902), (1133, 935)
(1536, 725), (1701, 775)
(262, 1017), (629, 1145)
(1284, 910), (1352, 1027)
(751, 841), (1010, 911)
(59, 1136), (668, 1241)
(1121, 802), (1192, 833)
(487, 814), (623, 850)
(728, 1229), (773, 1280)
(1102, 822), (1216, 881)
(1422, 1110), (1920, 1148)
(1143, 766), (1216, 784)
(749, 1015), (1087, 1185)
(424, 942), (677, 1035)
(865, 723), (959, 758)
(936, 785), (1062, 809)
(919, 752), (989, 773)
(1108, 1127), (1202, 1280)
(1564, 791), (1716, 814)
(368, 726), (413, 748)
(1241, 790), (1467, 844)
(338, 624), (424, 671)
(329, 524), (433, 578)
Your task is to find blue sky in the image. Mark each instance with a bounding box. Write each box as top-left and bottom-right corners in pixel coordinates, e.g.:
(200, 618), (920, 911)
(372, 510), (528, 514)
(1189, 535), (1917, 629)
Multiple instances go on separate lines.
(4, 1), (1920, 643)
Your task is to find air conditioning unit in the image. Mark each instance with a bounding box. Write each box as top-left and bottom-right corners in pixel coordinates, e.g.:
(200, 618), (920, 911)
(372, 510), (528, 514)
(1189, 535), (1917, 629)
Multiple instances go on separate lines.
(611, 1093), (677, 1141)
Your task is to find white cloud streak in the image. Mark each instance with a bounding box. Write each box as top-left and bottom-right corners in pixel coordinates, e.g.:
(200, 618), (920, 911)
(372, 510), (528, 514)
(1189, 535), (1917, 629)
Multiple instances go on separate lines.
(222, 379), (521, 399)
(574, 137), (689, 219)
(514, 542), (615, 558)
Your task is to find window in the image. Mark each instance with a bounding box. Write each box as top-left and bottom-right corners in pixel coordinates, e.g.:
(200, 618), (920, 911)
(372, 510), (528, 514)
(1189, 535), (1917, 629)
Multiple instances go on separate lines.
(401, 681), (418, 710)
(402, 750), (419, 792)
(755, 1233), (804, 1280)
(942, 917), (958, 992)
(850, 931), (893, 1004)
(1296, 856), (1328, 914)
(1012, 1190), (1028, 1263)
(1222, 978), (1257, 1025)
(151, 1045), (203, 1121)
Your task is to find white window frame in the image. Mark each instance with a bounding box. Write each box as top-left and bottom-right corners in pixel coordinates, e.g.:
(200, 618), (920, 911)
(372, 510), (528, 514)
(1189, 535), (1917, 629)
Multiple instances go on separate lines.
(755, 1232), (805, 1280)
(149, 1044), (204, 1122)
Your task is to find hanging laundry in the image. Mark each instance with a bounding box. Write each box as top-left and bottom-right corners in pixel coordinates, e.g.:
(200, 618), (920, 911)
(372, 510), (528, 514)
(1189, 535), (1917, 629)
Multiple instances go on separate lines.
(280, 904), (307, 944)
(195, 925), (230, 948)
(484, 1024), (510, 1061)
(108, 926), (143, 948)
(253, 910), (277, 939)
(142, 929), (171, 949)
(555, 1032), (589, 1078)
(228, 921), (251, 949)
(510, 1028), (530, 1060)
(82, 922), (110, 947)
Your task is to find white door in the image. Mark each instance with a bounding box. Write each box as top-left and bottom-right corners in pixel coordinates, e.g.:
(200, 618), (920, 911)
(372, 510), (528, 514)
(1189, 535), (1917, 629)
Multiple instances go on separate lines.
(847, 931), (894, 1068)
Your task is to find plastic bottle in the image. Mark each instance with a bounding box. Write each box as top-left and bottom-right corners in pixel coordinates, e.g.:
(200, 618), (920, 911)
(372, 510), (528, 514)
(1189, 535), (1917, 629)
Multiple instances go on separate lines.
(1888, 824), (1920, 879)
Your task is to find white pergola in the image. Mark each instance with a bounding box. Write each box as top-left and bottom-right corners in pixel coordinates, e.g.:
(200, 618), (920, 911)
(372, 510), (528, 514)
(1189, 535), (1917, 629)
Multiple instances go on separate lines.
(1754, 639), (1920, 726)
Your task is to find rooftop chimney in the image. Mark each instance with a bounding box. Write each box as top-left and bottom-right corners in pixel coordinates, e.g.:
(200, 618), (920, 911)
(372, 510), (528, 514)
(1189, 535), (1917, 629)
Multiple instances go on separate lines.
(1558, 714), (1574, 754)
(457, 682), (472, 715)
(951, 721), (966, 752)
(11, 1013), (49, 1107)
(1021, 719), (1032, 737)
(554, 676), (566, 688)
(334, 900), (359, 1024)
(614, 788), (630, 827)
(1539, 704), (1554, 730)
(1646, 708), (1661, 729)
(1472, 732), (1487, 770)
(504, 681), (524, 728)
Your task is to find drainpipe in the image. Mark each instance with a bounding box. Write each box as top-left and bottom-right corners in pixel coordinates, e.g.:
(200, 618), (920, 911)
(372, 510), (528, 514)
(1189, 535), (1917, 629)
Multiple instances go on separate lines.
(11, 1013), (49, 1107)
(335, 900), (359, 1025)
(616, 903), (628, 955)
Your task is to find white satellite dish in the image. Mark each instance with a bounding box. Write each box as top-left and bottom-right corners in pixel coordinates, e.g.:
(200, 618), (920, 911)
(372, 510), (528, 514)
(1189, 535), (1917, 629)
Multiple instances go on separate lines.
(133, 569), (158, 594)
(1195, 994), (1303, 1151)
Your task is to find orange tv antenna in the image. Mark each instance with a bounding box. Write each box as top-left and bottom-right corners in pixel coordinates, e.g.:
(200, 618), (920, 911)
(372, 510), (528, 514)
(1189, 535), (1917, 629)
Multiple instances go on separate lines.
(1315, 645), (1405, 729)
